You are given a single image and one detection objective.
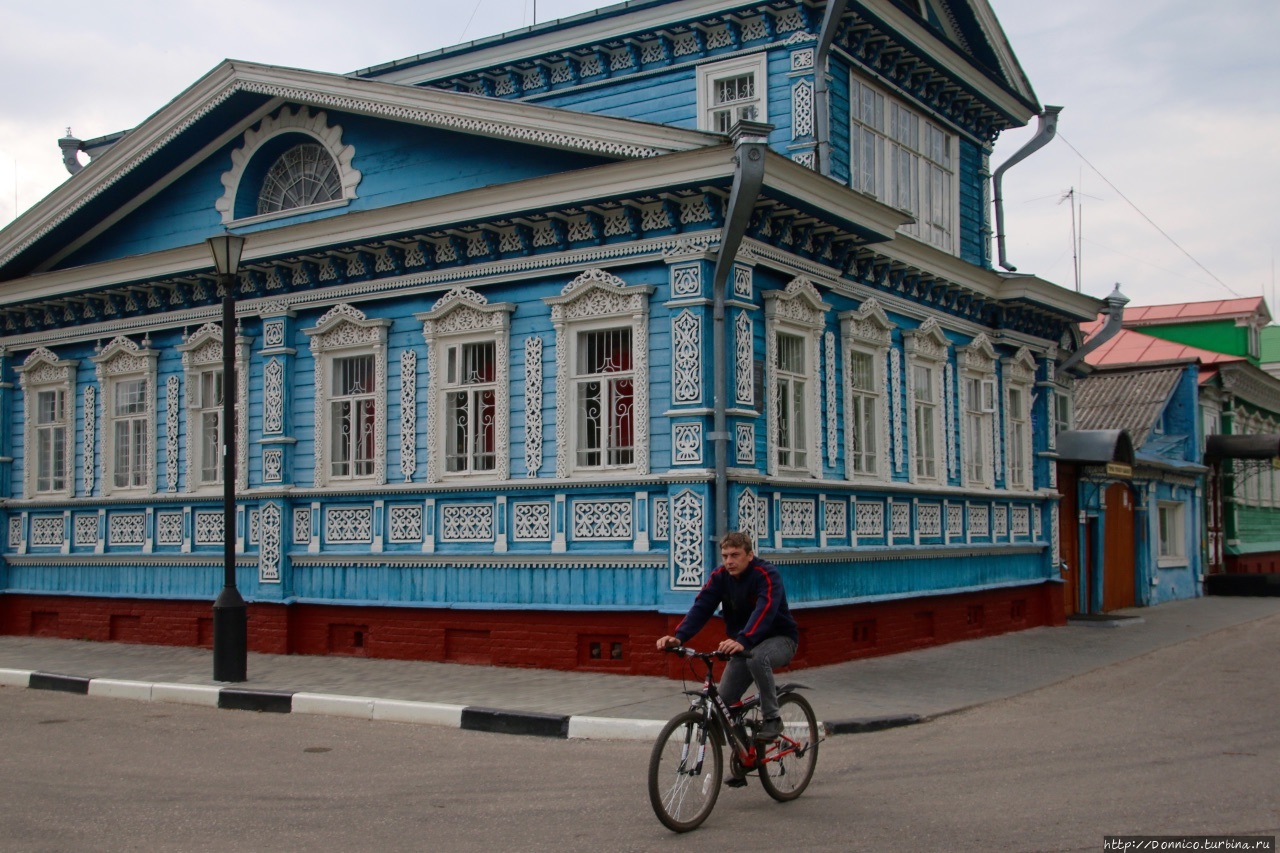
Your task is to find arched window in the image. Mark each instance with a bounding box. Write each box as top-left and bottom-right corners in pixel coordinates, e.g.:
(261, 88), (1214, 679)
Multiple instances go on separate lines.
(257, 143), (342, 215)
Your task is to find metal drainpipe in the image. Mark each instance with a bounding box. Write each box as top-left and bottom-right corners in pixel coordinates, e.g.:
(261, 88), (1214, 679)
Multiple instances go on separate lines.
(1059, 282), (1128, 374)
(813, 0), (848, 178)
(993, 106), (1062, 271)
(710, 123), (769, 539)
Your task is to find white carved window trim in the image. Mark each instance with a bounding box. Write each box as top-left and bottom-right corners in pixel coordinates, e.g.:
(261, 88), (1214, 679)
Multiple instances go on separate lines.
(305, 304), (390, 489)
(696, 53), (769, 133)
(904, 318), (949, 485)
(959, 333), (998, 490)
(17, 347), (77, 499)
(545, 269), (653, 479)
(839, 299), (893, 483)
(177, 323), (250, 494)
(91, 336), (159, 497)
(418, 286), (514, 484)
(764, 277), (829, 479)
(1004, 347), (1037, 492)
(216, 105), (361, 226)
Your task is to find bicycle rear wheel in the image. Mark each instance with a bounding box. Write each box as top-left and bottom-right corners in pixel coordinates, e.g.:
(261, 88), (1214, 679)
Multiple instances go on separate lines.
(758, 692), (819, 802)
(648, 710), (723, 832)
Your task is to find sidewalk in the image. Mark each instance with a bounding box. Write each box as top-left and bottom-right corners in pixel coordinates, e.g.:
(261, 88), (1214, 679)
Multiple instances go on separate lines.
(3, 596), (1277, 739)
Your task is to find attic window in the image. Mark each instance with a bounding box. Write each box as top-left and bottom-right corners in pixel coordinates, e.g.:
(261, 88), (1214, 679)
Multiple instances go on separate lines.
(216, 105), (361, 226)
(257, 144), (342, 215)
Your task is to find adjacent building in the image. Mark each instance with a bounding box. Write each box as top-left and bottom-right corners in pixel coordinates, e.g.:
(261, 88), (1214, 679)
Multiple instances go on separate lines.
(0, 0), (1099, 672)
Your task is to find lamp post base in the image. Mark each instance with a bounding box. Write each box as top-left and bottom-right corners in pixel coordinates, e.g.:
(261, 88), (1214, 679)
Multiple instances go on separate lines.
(212, 586), (248, 682)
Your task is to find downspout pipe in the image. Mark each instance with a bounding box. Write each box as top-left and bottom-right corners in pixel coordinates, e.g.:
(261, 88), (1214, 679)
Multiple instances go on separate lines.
(1059, 282), (1128, 374)
(813, 0), (848, 178)
(710, 122), (769, 539)
(993, 105), (1061, 271)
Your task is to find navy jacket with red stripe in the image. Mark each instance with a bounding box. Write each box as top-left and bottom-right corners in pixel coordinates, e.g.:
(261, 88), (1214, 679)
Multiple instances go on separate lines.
(674, 556), (799, 649)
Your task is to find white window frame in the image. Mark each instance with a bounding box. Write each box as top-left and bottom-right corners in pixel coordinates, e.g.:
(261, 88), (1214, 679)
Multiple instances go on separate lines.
(545, 269), (653, 479)
(305, 304), (390, 489)
(17, 347), (78, 499)
(91, 336), (159, 497)
(904, 319), (949, 485)
(839, 298), (893, 482)
(849, 72), (958, 254)
(959, 334), (998, 490)
(177, 322), (250, 494)
(696, 54), (768, 133)
(1157, 500), (1188, 566)
(419, 286), (514, 483)
(764, 277), (829, 479)
(1003, 348), (1037, 492)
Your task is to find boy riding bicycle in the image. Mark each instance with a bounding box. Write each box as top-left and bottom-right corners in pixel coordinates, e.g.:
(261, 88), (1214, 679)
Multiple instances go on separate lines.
(656, 531), (799, 743)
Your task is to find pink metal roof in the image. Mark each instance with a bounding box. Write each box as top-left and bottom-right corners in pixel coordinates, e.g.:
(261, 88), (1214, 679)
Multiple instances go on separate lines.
(1122, 297), (1266, 326)
(1081, 321), (1246, 368)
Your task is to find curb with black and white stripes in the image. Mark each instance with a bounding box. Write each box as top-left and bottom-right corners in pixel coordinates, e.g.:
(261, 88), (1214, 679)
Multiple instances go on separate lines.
(0, 667), (922, 740)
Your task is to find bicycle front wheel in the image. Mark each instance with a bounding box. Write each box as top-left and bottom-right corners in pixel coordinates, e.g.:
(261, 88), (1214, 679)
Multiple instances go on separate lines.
(648, 710), (723, 832)
(758, 692), (819, 802)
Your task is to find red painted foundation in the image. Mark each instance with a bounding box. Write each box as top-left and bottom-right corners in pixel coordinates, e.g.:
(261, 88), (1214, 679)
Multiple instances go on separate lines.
(1, 582), (1065, 677)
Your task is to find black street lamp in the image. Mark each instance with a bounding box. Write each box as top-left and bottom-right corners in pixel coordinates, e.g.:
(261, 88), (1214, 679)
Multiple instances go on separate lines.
(206, 234), (247, 682)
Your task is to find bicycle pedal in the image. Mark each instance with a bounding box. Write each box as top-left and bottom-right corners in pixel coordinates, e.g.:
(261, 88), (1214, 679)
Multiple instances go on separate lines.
(725, 778), (748, 789)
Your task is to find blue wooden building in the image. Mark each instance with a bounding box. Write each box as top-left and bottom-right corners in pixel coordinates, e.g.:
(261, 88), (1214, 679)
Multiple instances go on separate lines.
(0, 0), (1100, 672)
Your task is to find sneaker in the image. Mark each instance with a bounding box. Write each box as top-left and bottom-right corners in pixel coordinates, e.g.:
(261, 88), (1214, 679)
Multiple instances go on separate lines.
(755, 717), (783, 742)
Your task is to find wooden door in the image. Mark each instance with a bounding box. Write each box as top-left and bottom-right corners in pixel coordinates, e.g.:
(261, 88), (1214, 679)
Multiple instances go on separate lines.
(1102, 482), (1136, 611)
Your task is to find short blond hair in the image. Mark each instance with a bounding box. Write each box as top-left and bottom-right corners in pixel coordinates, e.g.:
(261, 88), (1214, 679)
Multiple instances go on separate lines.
(719, 531), (754, 553)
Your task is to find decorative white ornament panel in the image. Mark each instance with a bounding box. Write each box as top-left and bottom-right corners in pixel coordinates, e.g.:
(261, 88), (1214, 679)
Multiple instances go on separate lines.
(671, 490), (705, 588)
(325, 506), (374, 544)
(293, 507), (312, 545)
(263, 448), (284, 483)
(735, 422), (755, 465)
(969, 504), (990, 537)
(855, 501), (883, 537)
(671, 264), (701, 298)
(945, 362), (956, 480)
(653, 498), (670, 541)
(9, 517), (21, 549)
(264, 358), (285, 434)
(440, 503), (495, 541)
(824, 500), (847, 537)
(947, 504), (964, 537)
(259, 503), (283, 582)
(672, 310), (702, 405)
(156, 512), (183, 546)
(400, 349), (418, 481)
(890, 349), (902, 472)
(75, 513), (100, 546)
(733, 265), (753, 300)
(572, 500), (633, 540)
(263, 319), (285, 349)
(993, 504), (1009, 538)
(672, 422), (703, 465)
(524, 336), (544, 477)
(388, 504), (423, 543)
(735, 311), (754, 407)
(891, 502), (911, 537)
(31, 516), (64, 547)
(512, 502), (552, 541)
(792, 78), (815, 139)
(780, 499), (816, 538)
(110, 513), (147, 546)
(84, 385), (96, 494)
(1012, 506), (1030, 536)
(918, 503), (941, 536)
(824, 331), (836, 469)
(195, 511), (224, 545)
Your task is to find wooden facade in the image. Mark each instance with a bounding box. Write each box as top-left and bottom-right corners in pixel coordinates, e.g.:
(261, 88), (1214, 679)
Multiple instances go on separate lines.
(0, 0), (1101, 672)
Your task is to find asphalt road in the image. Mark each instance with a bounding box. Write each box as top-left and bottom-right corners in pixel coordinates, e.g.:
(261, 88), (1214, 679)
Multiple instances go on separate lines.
(3, 613), (1278, 852)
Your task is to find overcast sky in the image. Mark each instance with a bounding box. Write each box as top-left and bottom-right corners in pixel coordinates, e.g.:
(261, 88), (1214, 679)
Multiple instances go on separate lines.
(2, 0), (1276, 311)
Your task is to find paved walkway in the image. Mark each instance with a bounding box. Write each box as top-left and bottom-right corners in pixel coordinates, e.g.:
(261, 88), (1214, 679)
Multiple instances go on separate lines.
(3, 596), (1277, 739)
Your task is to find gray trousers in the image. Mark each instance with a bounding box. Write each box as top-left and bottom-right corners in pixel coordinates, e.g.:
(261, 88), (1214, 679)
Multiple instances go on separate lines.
(719, 635), (797, 720)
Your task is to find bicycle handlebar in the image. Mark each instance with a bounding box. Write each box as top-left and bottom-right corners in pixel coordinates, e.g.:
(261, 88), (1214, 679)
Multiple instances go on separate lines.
(663, 644), (752, 661)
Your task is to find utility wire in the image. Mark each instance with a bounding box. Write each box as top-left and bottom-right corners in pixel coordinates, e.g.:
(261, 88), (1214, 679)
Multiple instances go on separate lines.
(1057, 132), (1242, 299)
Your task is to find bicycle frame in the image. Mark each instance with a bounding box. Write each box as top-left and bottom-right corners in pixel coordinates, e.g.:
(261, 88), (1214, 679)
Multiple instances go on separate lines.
(675, 648), (766, 770)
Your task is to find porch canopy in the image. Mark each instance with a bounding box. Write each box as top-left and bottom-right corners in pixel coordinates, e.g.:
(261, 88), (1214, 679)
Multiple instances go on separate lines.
(1056, 429), (1136, 465)
(1205, 434), (1280, 461)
